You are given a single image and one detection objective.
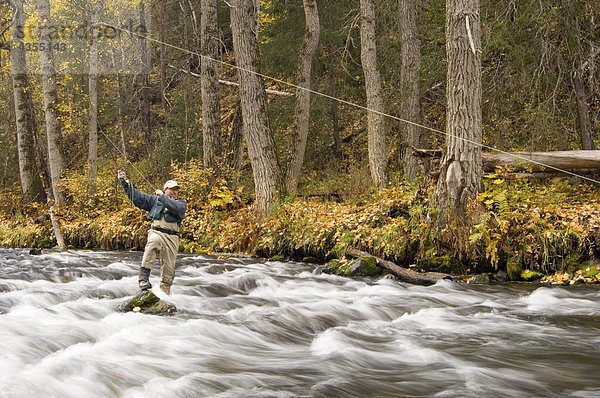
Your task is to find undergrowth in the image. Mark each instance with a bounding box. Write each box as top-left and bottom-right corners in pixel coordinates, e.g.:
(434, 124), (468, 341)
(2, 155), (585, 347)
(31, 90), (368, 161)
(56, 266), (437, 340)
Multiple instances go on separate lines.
(2, 164), (600, 279)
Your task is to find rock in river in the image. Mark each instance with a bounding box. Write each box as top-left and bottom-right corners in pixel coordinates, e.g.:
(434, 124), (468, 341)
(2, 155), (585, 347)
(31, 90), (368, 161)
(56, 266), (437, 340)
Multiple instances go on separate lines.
(119, 290), (176, 315)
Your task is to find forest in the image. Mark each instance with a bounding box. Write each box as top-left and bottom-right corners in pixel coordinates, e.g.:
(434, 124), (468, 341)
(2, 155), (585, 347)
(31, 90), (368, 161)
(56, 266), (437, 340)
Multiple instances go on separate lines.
(0, 0), (599, 283)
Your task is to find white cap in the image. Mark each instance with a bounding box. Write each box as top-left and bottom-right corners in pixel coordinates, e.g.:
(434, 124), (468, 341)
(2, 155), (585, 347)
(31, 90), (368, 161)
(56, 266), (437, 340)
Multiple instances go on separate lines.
(163, 180), (180, 190)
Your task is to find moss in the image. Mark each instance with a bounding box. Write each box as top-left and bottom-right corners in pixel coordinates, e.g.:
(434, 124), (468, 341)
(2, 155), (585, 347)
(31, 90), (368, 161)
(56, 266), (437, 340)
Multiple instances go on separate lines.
(269, 255), (285, 261)
(361, 257), (378, 272)
(521, 269), (543, 281)
(582, 265), (600, 278)
(347, 257), (381, 276)
(419, 255), (464, 274)
(506, 257), (522, 280)
(565, 252), (583, 270)
(119, 290), (160, 312)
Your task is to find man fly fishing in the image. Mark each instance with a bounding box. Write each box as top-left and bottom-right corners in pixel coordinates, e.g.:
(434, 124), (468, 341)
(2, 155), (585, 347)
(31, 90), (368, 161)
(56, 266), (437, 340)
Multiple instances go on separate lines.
(117, 170), (187, 294)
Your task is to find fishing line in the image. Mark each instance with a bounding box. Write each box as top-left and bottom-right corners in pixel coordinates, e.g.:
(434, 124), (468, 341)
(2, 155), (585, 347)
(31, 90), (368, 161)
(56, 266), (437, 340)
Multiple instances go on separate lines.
(98, 22), (600, 186)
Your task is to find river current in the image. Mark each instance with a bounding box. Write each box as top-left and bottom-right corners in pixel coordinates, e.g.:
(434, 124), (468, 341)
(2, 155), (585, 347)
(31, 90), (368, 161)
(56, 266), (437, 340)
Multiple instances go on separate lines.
(0, 248), (599, 397)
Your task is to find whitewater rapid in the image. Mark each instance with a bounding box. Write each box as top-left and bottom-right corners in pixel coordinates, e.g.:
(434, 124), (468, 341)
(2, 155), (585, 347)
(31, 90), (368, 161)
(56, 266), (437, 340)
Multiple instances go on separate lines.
(0, 248), (599, 397)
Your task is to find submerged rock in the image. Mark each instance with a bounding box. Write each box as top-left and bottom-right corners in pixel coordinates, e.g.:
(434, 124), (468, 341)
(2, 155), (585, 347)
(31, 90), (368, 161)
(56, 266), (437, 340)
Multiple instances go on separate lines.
(466, 273), (491, 284)
(119, 290), (176, 315)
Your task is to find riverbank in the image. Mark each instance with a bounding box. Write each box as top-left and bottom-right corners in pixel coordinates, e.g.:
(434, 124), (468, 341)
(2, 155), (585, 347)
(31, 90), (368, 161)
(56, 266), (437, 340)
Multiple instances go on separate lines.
(1, 176), (600, 283)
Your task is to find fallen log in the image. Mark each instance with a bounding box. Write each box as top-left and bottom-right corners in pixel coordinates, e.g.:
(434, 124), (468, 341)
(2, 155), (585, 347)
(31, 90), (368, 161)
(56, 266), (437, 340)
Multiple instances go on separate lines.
(482, 150), (600, 172)
(413, 148), (600, 173)
(346, 248), (453, 285)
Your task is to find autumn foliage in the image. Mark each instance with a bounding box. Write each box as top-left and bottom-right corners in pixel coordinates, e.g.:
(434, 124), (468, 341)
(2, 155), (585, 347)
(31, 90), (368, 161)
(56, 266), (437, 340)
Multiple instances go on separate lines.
(2, 163), (600, 282)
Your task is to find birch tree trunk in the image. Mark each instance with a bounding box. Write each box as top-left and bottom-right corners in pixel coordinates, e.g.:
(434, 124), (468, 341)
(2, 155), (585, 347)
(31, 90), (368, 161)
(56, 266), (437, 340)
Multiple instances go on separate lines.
(285, 0), (320, 193)
(88, 0), (104, 192)
(398, 0), (421, 180)
(10, 0), (44, 202)
(230, 0), (284, 220)
(360, 0), (388, 190)
(200, 0), (223, 171)
(435, 0), (482, 223)
(38, 0), (66, 207)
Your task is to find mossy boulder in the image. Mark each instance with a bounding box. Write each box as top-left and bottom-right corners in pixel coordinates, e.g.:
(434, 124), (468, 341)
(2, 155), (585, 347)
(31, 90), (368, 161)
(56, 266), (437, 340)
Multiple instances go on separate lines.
(322, 259), (343, 274)
(419, 255), (464, 274)
(506, 256), (523, 280)
(347, 257), (381, 277)
(119, 290), (177, 315)
(581, 265), (600, 278)
(520, 269), (544, 281)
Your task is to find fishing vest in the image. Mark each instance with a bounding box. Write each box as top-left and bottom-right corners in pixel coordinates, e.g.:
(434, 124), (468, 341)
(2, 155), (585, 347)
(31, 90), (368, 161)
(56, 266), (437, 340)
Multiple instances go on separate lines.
(147, 197), (181, 226)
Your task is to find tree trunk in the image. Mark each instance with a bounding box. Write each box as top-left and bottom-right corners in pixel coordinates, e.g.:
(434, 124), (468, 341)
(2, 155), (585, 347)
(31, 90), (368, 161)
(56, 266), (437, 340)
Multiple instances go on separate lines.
(360, 0), (388, 190)
(38, 0), (66, 207)
(564, 10), (595, 150)
(329, 68), (342, 157)
(435, 0), (482, 224)
(159, 0), (167, 113)
(226, 101), (245, 189)
(573, 70), (595, 150)
(398, 0), (421, 180)
(139, 1), (152, 152)
(254, 0), (260, 39)
(111, 16), (128, 169)
(200, 0), (223, 171)
(230, 0), (284, 220)
(10, 0), (44, 203)
(286, 0), (320, 193)
(88, 0), (104, 193)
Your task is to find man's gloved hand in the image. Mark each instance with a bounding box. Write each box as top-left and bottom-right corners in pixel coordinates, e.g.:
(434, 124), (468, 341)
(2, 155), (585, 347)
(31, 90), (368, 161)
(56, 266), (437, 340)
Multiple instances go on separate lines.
(155, 189), (164, 196)
(117, 170), (127, 180)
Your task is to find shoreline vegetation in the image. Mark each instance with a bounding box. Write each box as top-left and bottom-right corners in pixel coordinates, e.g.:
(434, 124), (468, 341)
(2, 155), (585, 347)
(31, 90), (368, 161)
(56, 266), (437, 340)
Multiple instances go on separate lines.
(1, 165), (600, 285)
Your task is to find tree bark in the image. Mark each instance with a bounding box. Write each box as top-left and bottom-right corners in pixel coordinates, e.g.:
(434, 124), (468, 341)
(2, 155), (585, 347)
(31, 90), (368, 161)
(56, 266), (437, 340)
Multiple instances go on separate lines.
(139, 1), (152, 152)
(329, 68), (341, 157)
(286, 0), (320, 193)
(226, 101), (244, 189)
(88, 0), (104, 193)
(347, 248), (452, 285)
(482, 150), (600, 172)
(159, 0), (167, 113)
(230, 0), (284, 220)
(111, 15), (128, 169)
(49, 202), (66, 251)
(435, 0), (482, 224)
(564, 11), (595, 150)
(360, 0), (388, 190)
(398, 0), (421, 180)
(200, 0), (223, 171)
(573, 70), (595, 150)
(38, 0), (66, 207)
(10, 0), (45, 203)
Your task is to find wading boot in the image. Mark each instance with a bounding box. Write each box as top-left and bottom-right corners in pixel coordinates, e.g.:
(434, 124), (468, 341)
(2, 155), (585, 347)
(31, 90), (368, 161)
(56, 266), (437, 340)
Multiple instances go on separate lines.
(138, 267), (152, 290)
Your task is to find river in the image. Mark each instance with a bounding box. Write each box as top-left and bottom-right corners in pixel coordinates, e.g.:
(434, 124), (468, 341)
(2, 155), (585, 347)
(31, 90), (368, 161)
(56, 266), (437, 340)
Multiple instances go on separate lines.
(0, 248), (599, 397)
